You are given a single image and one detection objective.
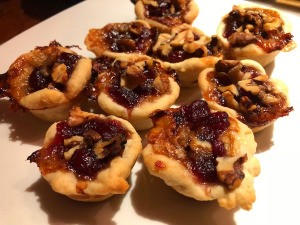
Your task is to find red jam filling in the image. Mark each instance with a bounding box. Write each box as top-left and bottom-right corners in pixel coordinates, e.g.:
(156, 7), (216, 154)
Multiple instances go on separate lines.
(0, 73), (8, 98)
(102, 22), (159, 54)
(223, 7), (293, 53)
(206, 60), (293, 128)
(28, 52), (81, 92)
(148, 100), (230, 184)
(28, 118), (129, 180)
(87, 56), (177, 110)
(145, 0), (189, 27)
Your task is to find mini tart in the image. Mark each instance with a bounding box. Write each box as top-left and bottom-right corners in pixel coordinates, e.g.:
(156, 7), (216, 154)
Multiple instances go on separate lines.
(87, 53), (180, 130)
(152, 24), (223, 87)
(198, 59), (293, 132)
(134, 0), (199, 33)
(84, 20), (159, 57)
(217, 4), (296, 67)
(1, 41), (92, 122)
(143, 100), (260, 210)
(28, 107), (142, 202)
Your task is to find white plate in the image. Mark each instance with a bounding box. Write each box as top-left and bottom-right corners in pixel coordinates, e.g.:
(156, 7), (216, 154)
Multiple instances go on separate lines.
(1, 0), (300, 224)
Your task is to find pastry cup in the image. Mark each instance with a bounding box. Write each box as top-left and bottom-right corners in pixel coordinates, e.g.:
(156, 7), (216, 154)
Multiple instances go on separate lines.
(28, 107), (142, 201)
(143, 100), (260, 210)
(217, 3), (296, 67)
(152, 24), (223, 87)
(198, 59), (293, 132)
(84, 20), (158, 57)
(2, 41), (92, 122)
(134, 0), (199, 33)
(91, 53), (180, 130)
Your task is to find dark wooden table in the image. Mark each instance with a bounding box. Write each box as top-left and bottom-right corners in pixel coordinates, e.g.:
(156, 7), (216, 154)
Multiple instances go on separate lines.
(0, 0), (83, 44)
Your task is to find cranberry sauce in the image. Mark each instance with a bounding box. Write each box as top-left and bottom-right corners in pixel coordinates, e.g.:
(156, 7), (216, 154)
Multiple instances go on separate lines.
(56, 52), (81, 75)
(224, 7), (293, 52)
(28, 52), (80, 93)
(91, 56), (176, 110)
(103, 22), (159, 54)
(0, 73), (8, 98)
(145, 0), (187, 26)
(28, 67), (53, 92)
(149, 100), (230, 184)
(28, 118), (129, 180)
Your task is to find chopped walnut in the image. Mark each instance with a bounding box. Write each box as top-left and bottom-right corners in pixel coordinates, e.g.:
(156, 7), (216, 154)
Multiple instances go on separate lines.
(217, 154), (247, 189)
(94, 140), (113, 159)
(222, 91), (240, 110)
(51, 64), (68, 84)
(238, 79), (260, 95)
(142, 0), (159, 7)
(153, 24), (212, 56)
(217, 84), (239, 96)
(63, 135), (85, 160)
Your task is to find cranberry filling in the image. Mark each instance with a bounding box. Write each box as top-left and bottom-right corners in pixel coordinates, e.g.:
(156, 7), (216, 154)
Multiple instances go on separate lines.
(148, 100), (230, 184)
(56, 52), (81, 75)
(89, 56), (176, 110)
(145, 0), (187, 27)
(28, 52), (80, 93)
(28, 118), (129, 180)
(223, 7), (293, 53)
(28, 67), (52, 92)
(0, 73), (9, 98)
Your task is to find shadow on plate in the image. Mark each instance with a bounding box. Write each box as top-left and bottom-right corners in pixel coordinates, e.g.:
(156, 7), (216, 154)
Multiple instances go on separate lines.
(26, 177), (126, 225)
(254, 124), (274, 154)
(0, 99), (50, 146)
(131, 164), (238, 225)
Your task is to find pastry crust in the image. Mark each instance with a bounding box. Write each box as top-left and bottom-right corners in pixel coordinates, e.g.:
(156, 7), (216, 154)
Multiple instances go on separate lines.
(198, 59), (293, 132)
(28, 107), (142, 201)
(152, 24), (223, 86)
(134, 0), (199, 33)
(90, 53), (180, 130)
(217, 3), (296, 67)
(2, 41), (92, 121)
(84, 20), (158, 57)
(142, 100), (260, 210)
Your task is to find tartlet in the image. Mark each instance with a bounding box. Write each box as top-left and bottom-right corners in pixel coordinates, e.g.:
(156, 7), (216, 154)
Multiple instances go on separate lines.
(28, 107), (142, 201)
(134, 0), (199, 33)
(152, 24), (223, 86)
(217, 3), (296, 67)
(143, 100), (260, 210)
(84, 20), (159, 57)
(198, 59), (293, 132)
(86, 53), (180, 130)
(0, 41), (92, 122)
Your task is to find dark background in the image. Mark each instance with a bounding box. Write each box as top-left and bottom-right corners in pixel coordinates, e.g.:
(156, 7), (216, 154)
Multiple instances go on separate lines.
(0, 0), (84, 44)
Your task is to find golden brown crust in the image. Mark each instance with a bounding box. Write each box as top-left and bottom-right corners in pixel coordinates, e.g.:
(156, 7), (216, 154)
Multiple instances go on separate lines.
(134, 0), (199, 33)
(34, 107), (142, 201)
(198, 59), (292, 132)
(142, 101), (260, 210)
(217, 3), (296, 67)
